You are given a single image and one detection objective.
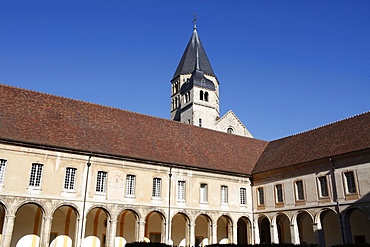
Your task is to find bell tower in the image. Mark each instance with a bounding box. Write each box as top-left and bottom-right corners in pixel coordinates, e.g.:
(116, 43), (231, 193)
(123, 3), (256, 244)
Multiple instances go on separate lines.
(171, 19), (220, 130)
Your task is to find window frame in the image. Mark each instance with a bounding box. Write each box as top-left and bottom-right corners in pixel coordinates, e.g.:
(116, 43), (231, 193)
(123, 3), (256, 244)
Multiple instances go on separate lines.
(0, 159), (7, 184)
(275, 184), (284, 203)
(177, 180), (186, 201)
(318, 175), (329, 198)
(64, 167), (77, 191)
(257, 187), (265, 205)
(200, 183), (208, 203)
(221, 185), (228, 205)
(29, 163), (43, 187)
(295, 180), (305, 201)
(125, 174), (136, 197)
(96, 171), (107, 193)
(344, 171), (357, 194)
(152, 177), (162, 199)
(240, 187), (247, 205)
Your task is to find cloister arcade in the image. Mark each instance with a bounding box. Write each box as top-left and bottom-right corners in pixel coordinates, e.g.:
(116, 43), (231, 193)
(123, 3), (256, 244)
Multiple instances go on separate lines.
(1, 200), (369, 247)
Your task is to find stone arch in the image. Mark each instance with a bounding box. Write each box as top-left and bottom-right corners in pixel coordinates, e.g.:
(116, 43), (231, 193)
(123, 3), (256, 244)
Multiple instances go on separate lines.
(257, 214), (271, 244)
(83, 206), (111, 247)
(342, 206), (370, 244)
(144, 210), (166, 243)
(194, 213), (212, 247)
(171, 212), (190, 247)
(237, 216), (252, 244)
(13, 199), (48, 216)
(274, 213), (291, 244)
(316, 208), (342, 247)
(11, 202), (45, 247)
(50, 202), (81, 217)
(50, 204), (79, 247)
(216, 214), (232, 243)
(293, 210), (315, 244)
(0, 201), (8, 245)
(116, 209), (140, 244)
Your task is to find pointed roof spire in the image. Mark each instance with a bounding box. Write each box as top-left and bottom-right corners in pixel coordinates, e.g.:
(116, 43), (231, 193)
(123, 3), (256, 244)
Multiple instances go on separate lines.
(172, 15), (216, 79)
(193, 13), (198, 30)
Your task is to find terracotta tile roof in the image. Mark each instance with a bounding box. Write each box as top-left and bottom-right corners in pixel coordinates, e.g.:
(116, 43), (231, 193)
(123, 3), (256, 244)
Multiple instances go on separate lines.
(253, 111), (370, 174)
(0, 84), (268, 175)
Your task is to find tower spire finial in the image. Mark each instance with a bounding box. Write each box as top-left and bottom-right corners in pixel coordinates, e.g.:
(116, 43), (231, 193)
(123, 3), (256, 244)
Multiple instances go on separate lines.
(193, 13), (198, 29)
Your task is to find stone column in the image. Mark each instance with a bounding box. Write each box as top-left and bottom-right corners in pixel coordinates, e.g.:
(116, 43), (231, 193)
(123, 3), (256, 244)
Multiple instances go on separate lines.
(138, 220), (146, 242)
(108, 220), (117, 247)
(270, 223), (279, 244)
(211, 223), (217, 244)
(189, 223), (195, 247)
(312, 223), (325, 247)
(40, 216), (53, 247)
(1, 214), (15, 247)
(232, 225), (238, 244)
(290, 223), (300, 244)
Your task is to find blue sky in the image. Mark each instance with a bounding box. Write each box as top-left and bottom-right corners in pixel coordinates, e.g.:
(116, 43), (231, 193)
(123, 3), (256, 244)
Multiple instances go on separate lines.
(1, 1), (369, 141)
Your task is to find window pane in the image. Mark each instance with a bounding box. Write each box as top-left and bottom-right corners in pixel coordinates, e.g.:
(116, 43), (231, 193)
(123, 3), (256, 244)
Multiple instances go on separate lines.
(296, 181), (305, 200)
(345, 171), (356, 193)
(126, 175), (136, 196)
(96, 171), (107, 193)
(64, 167), (76, 190)
(221, 186), (228, 204)
(0, 159), (6, 184)
(177, 181), (185, 201)
(318, 176), (329, 197)
(152, 178), (161, 198)
(29, 163), (43, 187)
(276, 184), (283, 203)
(200, 183), (208, 203)
(240, 188), (246, 205)
(258, 187), (264, 205)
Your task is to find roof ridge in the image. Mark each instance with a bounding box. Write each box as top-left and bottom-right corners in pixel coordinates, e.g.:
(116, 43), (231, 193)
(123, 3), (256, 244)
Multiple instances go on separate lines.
(279, 111), (370, 140)
(0, 83), (171, 123)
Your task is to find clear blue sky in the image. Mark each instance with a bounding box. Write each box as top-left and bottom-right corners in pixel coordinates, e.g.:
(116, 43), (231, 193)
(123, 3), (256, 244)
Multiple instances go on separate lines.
(1, 1), (369, 141)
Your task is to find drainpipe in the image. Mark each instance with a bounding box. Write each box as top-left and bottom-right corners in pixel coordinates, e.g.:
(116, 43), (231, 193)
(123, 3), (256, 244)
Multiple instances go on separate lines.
(80, 156), (91, 246)
(329, 157), (345, 244)
(167, 167), (173, 245)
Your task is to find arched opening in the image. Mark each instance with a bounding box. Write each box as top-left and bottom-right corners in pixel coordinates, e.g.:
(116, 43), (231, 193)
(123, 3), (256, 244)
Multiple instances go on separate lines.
(217, 215), (232, 244)
(204, 92), (209, 101)
(259, 216), (271, 244)
(171, 213), (189, 247)
(83, 207), (109, 247)
(237, 217), (252, 244)
(50, 205), (78, 247)
(195, 214), (211, 247)
(11, 203), (43, 247)
(276, 214), (291, 243)
(0, 203), (6, 242)
(344, 208), (370, 244)
(297, 212), (315, 244)
(321, 209), (342, 247)
(116, 209), (139, 245)
(145, 211), (165, 243)
(200, 90), (204, 101)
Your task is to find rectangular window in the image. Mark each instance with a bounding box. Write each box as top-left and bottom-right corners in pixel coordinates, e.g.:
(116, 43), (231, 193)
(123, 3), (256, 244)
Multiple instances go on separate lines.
(0, 159), (6, 184)
(275, 184), (283, 203)
(64, 167), (76, 190)
(344, 171), (356, 194)
(29, 163), (43, 187)
(221, 185), (228, 204)
(200, 183), (208, 203)
(240, 187), (246, 205)
(126, 175), (136, 196)
(152, 178), (161, 198)
(177, 180), (186, 201)
(295, 180), (305, 200)
(258, 187), (264, 205)
(318, 176), (329, 197)
(96, 171), (107, 193)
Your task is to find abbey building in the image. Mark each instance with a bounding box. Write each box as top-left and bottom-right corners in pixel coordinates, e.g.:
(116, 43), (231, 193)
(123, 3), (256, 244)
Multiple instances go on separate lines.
(0, 25), (369, 247)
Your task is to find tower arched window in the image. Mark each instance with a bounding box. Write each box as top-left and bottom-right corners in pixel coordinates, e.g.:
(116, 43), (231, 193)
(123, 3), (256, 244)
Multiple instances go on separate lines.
(200, 90), (203, 101)
(227, 127), (234, 134)
(174, 97), (178, 109)
(204, 92), (209, 101)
